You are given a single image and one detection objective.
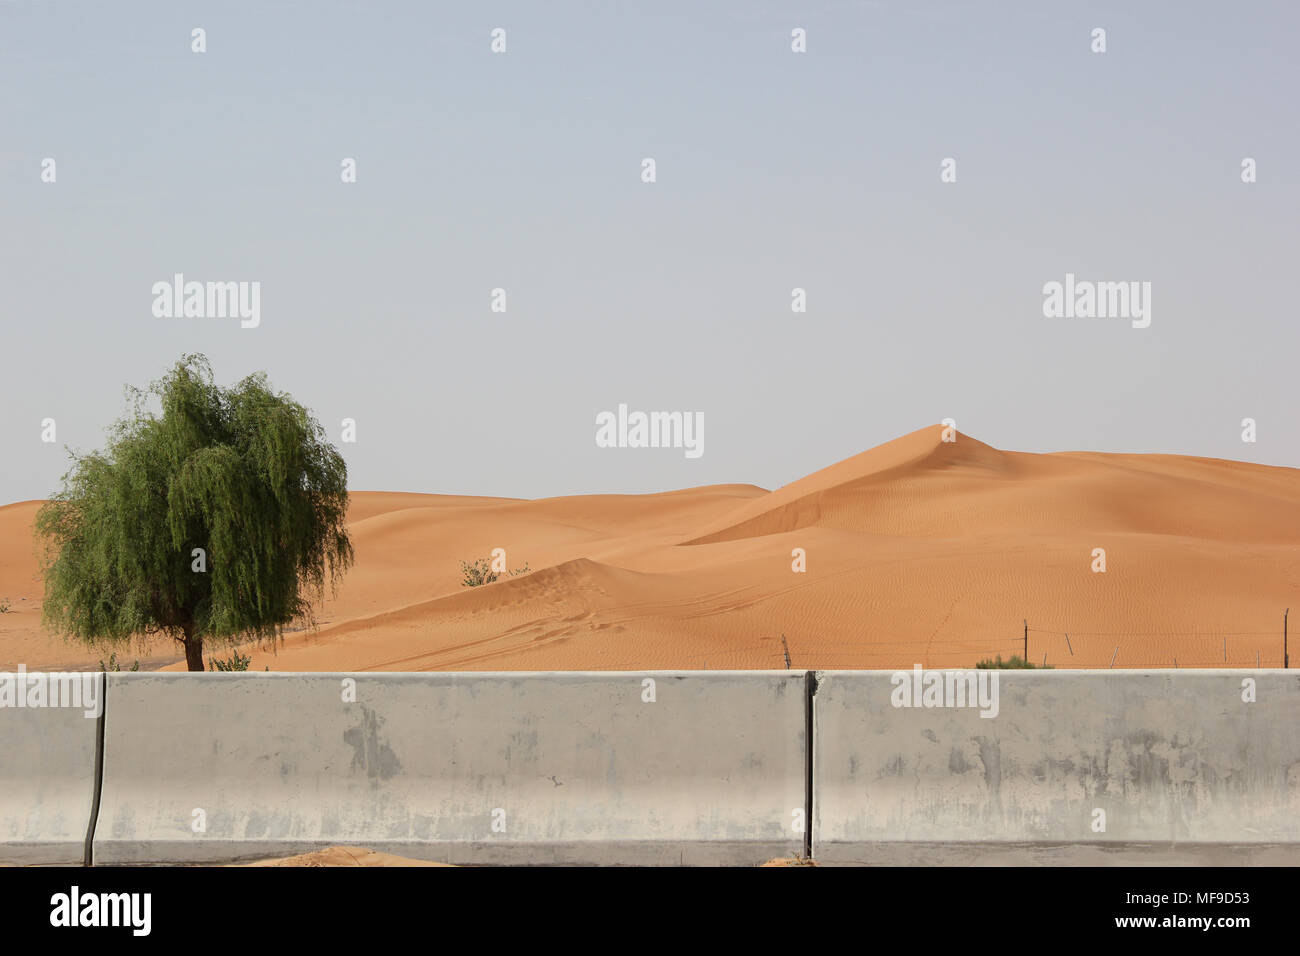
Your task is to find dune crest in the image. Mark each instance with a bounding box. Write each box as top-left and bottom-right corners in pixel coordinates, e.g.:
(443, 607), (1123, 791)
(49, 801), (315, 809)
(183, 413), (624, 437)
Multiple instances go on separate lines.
(683, 425), (1012, 544)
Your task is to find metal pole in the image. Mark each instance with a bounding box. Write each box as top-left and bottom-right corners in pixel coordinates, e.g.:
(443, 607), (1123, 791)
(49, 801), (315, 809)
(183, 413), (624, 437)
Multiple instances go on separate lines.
(1286, 609), (1290, 669)
(1023, 620), (1028, 663)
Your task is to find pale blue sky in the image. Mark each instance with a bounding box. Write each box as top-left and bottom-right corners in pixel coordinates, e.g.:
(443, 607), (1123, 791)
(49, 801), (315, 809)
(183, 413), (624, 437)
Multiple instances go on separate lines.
(2, 0), (1297, 503)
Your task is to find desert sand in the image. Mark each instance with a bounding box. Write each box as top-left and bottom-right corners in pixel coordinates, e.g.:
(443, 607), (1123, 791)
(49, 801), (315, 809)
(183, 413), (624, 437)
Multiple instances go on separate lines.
(236, 847), (453, 867)
(2, 425), (1298, 672)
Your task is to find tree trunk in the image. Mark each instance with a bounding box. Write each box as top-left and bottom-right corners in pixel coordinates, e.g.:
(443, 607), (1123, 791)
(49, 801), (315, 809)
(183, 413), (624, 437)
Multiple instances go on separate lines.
(182, 623), (204, 671)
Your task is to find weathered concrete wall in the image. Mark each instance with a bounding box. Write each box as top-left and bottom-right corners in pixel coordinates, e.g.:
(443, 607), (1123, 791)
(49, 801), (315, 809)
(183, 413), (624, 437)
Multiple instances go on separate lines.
(10, 669), (1300, 866)
(0, 672), (101, 865)
(94, 671), (807, 865)
(813, 670), (1300, 864)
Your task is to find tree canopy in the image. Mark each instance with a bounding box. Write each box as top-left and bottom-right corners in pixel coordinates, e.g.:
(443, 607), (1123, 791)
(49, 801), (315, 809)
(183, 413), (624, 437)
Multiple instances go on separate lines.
(35, 354), (354, 670)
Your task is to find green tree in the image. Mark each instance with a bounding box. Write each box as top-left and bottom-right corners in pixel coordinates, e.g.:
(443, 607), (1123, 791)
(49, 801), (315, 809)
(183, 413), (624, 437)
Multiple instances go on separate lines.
(35, 354), (354, 670)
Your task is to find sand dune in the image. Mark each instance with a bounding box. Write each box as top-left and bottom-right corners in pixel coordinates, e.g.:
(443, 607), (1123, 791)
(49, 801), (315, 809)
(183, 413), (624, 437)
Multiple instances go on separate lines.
(2, 425), (1298, 672)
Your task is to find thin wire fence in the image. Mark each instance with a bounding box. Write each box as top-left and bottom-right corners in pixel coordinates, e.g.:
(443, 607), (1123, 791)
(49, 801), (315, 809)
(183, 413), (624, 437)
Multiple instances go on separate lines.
(665, 617), (1292, 670)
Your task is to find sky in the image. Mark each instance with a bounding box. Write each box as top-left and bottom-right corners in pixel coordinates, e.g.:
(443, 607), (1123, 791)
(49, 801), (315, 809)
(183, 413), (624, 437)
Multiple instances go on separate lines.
(2, 0), (1298, 503)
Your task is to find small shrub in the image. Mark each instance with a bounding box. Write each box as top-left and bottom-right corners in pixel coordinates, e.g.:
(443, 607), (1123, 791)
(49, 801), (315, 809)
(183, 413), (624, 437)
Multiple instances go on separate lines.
(99, 652), (140, 672)
(460, 557), (531, 588)
(208, 650), (253, 671)
(0, 598), (10, 613)
(975, 654), (1052, 670)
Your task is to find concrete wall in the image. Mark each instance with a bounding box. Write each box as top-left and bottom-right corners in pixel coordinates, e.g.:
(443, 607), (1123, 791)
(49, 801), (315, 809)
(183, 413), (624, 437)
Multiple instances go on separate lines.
(7, 669), (1300, 865)
(94, 671), (807, 865)
(0, 672), (101, 865)
(813, 670), (1300, 864)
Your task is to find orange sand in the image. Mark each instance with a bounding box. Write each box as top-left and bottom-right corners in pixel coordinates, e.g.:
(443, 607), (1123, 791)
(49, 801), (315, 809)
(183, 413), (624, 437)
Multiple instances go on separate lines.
(236, 847), (453, 867)
(2, 425), (1298, 672)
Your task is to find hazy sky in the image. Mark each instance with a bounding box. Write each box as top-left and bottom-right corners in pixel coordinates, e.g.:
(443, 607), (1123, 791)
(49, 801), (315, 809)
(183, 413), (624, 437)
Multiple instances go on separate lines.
(2, 0), (1297, 504)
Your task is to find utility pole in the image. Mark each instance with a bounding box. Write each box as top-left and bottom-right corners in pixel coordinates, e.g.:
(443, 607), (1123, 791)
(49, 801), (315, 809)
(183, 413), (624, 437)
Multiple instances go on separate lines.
(1286, 609), (1290, 669)
(1023, 620), (1028, 663)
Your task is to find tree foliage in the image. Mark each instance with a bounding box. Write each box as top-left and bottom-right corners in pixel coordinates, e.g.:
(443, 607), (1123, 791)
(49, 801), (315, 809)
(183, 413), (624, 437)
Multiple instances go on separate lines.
(35, 354), (354, 670)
